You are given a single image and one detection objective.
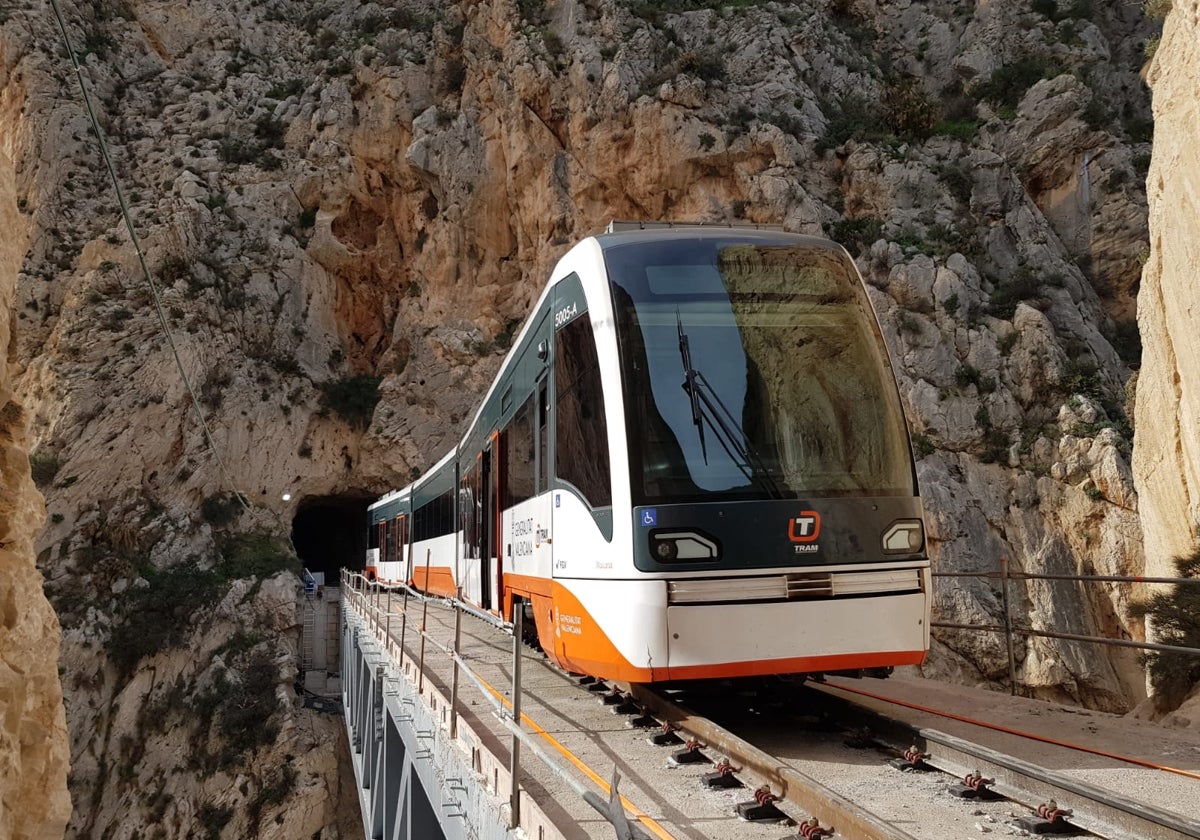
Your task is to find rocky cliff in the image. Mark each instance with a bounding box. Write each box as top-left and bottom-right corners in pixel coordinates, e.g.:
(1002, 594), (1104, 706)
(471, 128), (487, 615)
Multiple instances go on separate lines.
(0, 0), (1167, 836)
(1132, 0), (1200, 720)
(0, 39), (71, 837)
(1134, 3), (1198, 577)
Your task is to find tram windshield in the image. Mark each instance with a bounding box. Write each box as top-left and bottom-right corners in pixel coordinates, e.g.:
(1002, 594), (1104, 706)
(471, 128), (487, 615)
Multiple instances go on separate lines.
(606, 237), (914, 504)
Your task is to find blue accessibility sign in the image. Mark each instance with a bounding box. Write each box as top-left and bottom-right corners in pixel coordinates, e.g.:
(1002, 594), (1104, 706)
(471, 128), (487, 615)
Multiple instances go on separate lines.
(640, 508), (657, 527)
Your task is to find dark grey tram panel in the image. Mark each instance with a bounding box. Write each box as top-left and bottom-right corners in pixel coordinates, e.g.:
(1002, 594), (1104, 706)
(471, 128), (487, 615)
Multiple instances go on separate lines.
(342, 610), (514, 840)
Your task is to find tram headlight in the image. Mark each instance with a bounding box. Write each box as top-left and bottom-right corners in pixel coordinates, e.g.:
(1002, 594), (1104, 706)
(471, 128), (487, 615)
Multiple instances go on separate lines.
(881, 520), (924, 554)
(649, 530), (720, 563)
(653, 537), (679, 561)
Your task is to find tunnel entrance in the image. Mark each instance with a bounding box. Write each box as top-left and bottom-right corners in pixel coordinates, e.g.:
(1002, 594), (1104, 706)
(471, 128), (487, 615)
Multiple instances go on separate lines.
(291, 495), (373, 586)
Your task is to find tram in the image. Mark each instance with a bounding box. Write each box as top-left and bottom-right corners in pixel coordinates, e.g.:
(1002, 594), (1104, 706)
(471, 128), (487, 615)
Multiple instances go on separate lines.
(366, 222), (930, 683)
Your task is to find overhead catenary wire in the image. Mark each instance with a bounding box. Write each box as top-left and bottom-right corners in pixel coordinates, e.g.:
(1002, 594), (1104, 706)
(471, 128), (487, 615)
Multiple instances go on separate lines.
(48, 0), (251, 513)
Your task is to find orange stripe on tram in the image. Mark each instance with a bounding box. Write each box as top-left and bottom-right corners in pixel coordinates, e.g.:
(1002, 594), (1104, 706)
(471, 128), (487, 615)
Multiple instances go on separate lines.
(412, 565), (457, 599)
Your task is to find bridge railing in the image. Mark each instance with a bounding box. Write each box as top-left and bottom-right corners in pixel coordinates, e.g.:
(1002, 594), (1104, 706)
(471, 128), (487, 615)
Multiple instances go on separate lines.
(338, 568), (650, 840)
(931, 558), (1200, 695)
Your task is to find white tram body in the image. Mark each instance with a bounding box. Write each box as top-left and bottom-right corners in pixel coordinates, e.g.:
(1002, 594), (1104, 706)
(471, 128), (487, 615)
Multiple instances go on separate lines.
(368, 224), (930, 683)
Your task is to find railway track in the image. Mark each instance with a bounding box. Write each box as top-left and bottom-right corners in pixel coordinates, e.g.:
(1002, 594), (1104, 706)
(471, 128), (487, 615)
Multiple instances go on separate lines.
(359, 588), (1198, 840)
(628, 678), (1200, 840)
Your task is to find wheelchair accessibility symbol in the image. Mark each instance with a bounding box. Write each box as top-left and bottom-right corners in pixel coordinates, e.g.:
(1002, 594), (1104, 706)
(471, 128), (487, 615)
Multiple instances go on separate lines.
(641, 509), (657, 527)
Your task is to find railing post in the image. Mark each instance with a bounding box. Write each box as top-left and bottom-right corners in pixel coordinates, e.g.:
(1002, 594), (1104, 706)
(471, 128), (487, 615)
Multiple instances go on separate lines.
(399, 585), (410, 676)
(385, 587), (392, 652)
(450, 604), (462, 740)
(1000, 557), (1017, 696)
(510, 604), (523, 828)
(418, 550), (431, 693)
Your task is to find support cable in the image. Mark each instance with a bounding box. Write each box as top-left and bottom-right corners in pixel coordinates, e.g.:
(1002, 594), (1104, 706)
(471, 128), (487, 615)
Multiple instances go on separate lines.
(48, 1), (250, 512)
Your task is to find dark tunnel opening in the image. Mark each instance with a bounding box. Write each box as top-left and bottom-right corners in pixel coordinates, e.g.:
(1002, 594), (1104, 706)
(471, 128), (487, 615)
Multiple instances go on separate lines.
(291, 495), (373, 586)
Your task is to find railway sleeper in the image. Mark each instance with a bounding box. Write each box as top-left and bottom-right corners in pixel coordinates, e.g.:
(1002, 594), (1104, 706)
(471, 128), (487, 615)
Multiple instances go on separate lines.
(735, 785), (790, 823)
(649, 722), (683, 746)
(701, 757), (744, 789)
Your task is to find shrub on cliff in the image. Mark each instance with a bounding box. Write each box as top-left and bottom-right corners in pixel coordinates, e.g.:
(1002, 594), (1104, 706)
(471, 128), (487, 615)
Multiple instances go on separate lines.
(106, 563), (225, 677)
(1129, 549), (1200, 710)
(318, 374), (382, 429)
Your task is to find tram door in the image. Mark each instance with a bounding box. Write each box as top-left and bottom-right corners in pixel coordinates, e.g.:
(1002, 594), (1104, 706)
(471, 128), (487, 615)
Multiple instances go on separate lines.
(480, 439), (500, 611)
(395, 514), (408, 583)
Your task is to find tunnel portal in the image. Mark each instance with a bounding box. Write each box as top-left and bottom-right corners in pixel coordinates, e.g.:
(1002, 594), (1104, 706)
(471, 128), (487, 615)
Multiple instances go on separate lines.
(291, 495), (373, 585)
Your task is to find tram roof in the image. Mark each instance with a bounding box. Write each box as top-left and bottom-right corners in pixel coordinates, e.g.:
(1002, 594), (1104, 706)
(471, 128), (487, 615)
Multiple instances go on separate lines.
(595, 222), (844, 252)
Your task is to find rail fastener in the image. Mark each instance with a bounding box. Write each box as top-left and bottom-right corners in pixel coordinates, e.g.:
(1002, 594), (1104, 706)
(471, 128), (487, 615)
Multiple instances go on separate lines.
(736, 785), (790, 823)
(628, 712), (660, 729)
(650, 721), (684, 746)
(949, 770), (1002, 800)
(788, 816), (836, 839)
(602, 687), (626, 705)
(669, 739), (711, 765)
(887, 745), (932, 773)
(1014, 801), (1084, 836)
(612, 696), (641, 716)
(702, 757), (744, 790)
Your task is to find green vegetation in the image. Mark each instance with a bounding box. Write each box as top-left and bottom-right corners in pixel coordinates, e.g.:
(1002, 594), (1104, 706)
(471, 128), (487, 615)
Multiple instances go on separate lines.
(217, 532), (298, 580)
(818, 94), (890, 151)
(956, 363), (997, 394)
(201, 492), (245, 527)
(1129, 548), (1200, 710)
(825, 216), (883, 254)
(105, 530), (296, 678)
(319, 374), (383, 429)
(988, 267), (1046, 319)
(198, 803), (233, 840)
(29, 452), (61, 487)
(881, 77), (937, 141)
(910, 432), (936, 458)
(974, 56), (1051, 110)
(106, 563), (228, 677)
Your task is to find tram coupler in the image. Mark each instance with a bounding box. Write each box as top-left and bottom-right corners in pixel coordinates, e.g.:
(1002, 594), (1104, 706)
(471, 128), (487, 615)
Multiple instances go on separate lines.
(669, 739), (710, 765)
(888, 744), (932, 772)
(784, 816), (835, 839)
(628, 712), (659, 729)
(651, 722), (684, 746)
(702, 758), (744, 789)
(948, 770), (1001, 800)
(736, 785), (789, 822)
(587, 680), (610, 693)
(1015, 801), (1082, 835)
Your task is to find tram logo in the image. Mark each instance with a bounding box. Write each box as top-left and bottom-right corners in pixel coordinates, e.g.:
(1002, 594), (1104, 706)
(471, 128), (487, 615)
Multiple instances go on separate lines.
(788, 511), (821, 543)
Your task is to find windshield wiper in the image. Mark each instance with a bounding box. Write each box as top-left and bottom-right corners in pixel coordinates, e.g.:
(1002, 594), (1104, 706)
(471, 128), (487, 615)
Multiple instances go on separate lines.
(677, 310), (708, 463)
(676, 314), (783, 498)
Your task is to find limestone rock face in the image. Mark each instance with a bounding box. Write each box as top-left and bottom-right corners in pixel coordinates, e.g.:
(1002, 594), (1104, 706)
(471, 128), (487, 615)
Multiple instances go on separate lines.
(0, 24), (71, 837)
(1134, 1), (1200, 579)
(0, 0), (1167, 836)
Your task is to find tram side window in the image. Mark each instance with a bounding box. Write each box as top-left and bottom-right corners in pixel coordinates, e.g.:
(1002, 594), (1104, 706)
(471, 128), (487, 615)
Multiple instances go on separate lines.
(555, 315), (612, 507)
(505, 395), (536, 507)
(369, 522), (380, 551)
(460, 465), (478, 559)
(384, 519), (396, 564)
(538, 382), (549, 492)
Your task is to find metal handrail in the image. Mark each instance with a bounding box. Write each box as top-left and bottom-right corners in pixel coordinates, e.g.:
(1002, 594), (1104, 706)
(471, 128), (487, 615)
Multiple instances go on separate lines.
(337, 569), (649, 839)
(931, 559), (1200, 695)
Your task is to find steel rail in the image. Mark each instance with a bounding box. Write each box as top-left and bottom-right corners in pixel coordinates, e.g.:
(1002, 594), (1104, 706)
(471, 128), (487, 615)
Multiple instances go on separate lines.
(917, 729), (1200, 840)
(806, 682), (1200, 840)
(628, 684), (920, 840)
